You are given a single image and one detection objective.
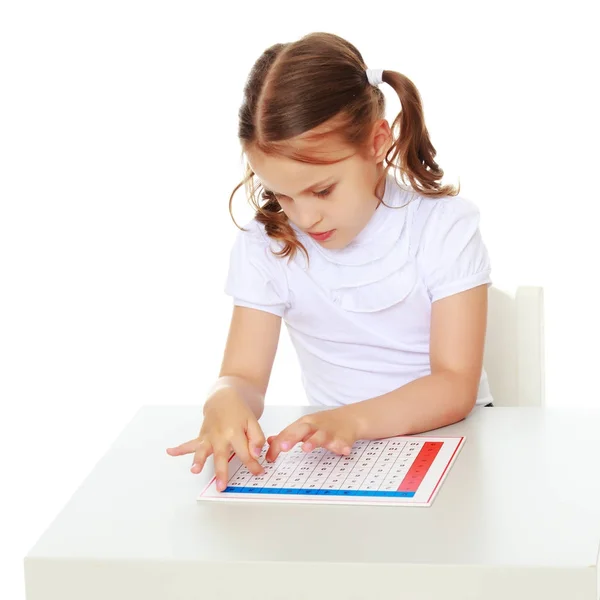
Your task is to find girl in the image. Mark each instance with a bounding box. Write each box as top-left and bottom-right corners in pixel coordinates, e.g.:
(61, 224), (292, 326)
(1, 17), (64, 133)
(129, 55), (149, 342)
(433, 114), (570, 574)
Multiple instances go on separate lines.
(167, 32), (492, 492)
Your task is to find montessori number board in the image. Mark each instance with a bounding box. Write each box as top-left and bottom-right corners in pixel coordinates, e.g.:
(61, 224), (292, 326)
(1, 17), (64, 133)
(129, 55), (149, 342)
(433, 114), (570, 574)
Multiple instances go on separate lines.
(198, 435), (465, 506)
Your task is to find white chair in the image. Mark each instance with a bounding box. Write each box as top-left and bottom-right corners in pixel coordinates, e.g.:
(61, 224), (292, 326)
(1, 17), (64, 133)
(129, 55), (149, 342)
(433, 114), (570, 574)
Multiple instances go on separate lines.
(483, 286), (545, 406)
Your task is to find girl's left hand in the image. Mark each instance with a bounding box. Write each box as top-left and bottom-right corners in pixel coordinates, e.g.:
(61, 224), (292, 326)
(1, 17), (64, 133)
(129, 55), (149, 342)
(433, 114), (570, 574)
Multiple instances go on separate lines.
(265, 408), (360, 462)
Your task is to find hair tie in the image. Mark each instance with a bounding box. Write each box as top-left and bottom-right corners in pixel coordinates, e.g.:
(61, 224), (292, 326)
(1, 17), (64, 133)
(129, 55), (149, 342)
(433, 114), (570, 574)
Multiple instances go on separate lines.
(366, 68), (384, 86)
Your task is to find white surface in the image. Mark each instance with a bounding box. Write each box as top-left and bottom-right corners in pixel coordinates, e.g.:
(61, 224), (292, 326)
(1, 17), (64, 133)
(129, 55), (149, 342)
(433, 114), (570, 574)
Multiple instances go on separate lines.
(198, 436), (465, 506)
(25, 405), (600, 600)
(484, 286), (545, 406)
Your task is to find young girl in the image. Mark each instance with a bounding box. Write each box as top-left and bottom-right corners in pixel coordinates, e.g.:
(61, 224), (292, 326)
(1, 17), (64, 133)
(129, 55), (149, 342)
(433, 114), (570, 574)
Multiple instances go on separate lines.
(167, 32), (492, 492)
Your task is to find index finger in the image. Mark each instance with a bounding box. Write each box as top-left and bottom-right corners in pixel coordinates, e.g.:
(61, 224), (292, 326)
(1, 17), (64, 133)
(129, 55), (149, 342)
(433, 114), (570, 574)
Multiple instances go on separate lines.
(266, 420), (314, 462)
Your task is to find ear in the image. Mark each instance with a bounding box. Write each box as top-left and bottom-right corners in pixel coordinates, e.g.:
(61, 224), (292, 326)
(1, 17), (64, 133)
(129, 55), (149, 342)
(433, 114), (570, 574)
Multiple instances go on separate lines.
(371, 119), (393, 163)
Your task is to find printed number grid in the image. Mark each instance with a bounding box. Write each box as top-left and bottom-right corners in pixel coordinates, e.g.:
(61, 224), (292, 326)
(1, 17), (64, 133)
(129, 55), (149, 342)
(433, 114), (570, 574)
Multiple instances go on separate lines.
(225, 439), (437, 497)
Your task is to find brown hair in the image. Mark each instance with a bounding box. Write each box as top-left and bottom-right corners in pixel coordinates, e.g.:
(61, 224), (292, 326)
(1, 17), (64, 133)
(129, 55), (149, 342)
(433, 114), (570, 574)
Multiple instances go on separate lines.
(228, 31), (459, 260)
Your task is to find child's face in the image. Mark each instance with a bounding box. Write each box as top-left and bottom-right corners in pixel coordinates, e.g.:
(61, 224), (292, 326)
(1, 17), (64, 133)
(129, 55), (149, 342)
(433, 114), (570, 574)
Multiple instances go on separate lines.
(245, 121), (391, 250)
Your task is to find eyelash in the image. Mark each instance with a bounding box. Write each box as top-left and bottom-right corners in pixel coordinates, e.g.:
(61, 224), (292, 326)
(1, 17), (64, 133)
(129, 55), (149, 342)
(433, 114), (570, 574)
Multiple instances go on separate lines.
(269, 186), (334, 201)
(315, 187), (333, 198)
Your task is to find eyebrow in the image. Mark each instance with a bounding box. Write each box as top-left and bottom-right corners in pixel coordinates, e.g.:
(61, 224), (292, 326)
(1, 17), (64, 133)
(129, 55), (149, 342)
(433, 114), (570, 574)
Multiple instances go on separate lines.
(264, 178), (334, 196)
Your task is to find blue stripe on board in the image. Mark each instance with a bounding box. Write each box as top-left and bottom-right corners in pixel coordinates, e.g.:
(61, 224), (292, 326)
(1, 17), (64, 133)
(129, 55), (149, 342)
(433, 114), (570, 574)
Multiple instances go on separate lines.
(223, 486), (416, 498)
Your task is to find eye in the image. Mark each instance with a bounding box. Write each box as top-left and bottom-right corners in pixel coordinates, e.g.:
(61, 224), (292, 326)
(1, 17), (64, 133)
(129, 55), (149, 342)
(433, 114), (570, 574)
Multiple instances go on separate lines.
(315, 186), (333, 198)
(263, 185), (334, 201)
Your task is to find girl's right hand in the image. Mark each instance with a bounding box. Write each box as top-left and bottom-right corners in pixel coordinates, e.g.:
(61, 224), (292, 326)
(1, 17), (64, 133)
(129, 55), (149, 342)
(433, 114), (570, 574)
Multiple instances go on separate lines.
(166, 386), (265, 491)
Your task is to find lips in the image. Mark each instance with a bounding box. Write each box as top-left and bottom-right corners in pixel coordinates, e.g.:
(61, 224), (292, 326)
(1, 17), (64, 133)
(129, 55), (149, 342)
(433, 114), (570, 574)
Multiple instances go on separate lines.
(308, 229), (335, 242)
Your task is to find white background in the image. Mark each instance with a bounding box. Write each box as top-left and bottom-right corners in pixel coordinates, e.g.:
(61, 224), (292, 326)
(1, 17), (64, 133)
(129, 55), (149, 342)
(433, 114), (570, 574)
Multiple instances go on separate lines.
(1, 1), (598, 597)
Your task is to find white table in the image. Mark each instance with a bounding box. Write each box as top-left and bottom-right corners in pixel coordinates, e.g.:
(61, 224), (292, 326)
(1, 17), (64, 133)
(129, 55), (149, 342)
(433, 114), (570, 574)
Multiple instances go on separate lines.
(25, 405), (600, 599)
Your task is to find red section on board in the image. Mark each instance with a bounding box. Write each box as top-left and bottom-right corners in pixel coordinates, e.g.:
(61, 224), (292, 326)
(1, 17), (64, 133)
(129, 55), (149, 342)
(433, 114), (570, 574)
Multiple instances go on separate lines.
(398, 442), (443, 492)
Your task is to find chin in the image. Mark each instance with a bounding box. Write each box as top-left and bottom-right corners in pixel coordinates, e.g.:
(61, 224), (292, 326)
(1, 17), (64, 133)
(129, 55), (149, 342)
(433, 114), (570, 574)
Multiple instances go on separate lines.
(322, 237), (348, 250)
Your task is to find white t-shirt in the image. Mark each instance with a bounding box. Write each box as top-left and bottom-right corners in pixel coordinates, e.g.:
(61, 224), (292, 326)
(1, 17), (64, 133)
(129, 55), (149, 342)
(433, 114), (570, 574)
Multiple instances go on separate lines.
(224, 171), (493, 407)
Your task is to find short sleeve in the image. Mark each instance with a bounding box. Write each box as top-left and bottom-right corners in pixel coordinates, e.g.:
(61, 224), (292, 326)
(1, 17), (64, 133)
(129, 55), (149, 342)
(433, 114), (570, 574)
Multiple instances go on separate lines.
(224, 221), (290, 317)
(416, 196), (492, 302)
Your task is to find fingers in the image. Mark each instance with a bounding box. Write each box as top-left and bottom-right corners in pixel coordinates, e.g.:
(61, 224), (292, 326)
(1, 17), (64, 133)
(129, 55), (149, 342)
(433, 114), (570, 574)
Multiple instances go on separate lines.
(213, 444), (232, 492)
(167, 438), (214, 474)
(231, 432), (264, 476)
(246, 419), (266, 460)
(327, 438), (353, 456)
(166, 438), (200, 457)
(168, 419), (267, 489)
(302, 432), (353, 455)
(190, 439), (212, 474)
(302, 430), (328, 453)
(266, 420), (313, 463)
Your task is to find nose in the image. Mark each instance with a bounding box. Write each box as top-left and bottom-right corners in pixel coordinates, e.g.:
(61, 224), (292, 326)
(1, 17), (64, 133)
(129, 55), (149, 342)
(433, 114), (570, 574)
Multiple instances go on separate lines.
(295, 203), (322, 232)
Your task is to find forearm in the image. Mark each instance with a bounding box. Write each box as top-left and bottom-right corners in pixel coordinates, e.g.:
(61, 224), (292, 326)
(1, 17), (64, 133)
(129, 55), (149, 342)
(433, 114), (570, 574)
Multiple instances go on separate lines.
(205, 375), (266, 419)
(343, 371), (477, 439)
